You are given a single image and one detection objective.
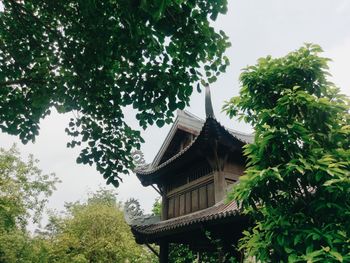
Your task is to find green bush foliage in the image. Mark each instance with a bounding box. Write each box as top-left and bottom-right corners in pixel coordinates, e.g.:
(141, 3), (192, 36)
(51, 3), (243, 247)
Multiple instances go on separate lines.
(42, 189), (157, 263)
(0, 146), (59, 262)
(0, 146), (156, 262)
(224, 44), (350, 262)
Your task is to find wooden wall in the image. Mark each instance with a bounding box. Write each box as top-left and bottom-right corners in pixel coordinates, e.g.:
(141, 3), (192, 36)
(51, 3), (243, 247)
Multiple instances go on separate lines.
(223, 162), (244, 176)
(163, 159), (245, 219)
(166, 175), (214, 219)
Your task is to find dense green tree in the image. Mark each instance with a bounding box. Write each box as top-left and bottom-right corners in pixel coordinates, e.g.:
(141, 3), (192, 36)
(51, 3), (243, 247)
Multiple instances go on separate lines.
(224, 44), (350, 262)
(43, 189), (157, 263)
(0, 0), (230, 186)
(0, 145), (59, 231)
(0, 147), (156, 262)
(0, 145), (59, 262)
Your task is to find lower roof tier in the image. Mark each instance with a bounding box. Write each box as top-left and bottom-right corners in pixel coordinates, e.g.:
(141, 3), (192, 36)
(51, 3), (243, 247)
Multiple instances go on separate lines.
(130, 199), (248, 245)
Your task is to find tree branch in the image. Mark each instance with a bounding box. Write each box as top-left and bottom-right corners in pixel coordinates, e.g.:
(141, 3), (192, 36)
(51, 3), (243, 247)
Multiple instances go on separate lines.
(0, 78), (44, 87)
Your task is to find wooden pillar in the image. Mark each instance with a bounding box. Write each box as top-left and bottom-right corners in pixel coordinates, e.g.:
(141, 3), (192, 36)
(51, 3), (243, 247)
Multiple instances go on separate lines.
(159, 241), (169, 263)
(161, 194), (168, 220)
(213, 171), (226, 203)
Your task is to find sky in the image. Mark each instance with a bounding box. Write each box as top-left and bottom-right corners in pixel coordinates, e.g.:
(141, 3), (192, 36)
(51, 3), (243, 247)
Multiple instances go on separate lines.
(0, 0), (350, 222)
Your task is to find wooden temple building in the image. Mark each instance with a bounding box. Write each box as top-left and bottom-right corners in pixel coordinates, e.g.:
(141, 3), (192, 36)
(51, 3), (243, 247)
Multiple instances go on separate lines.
(125, 87), (253, 262)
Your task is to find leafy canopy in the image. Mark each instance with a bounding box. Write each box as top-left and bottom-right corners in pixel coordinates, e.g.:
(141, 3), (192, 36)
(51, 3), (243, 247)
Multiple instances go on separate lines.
(42, 188), (157, 263)
(0, 145), (59, 263)
(0, 145), (59, 231)
(224, 44), (350, 262)
(0, 0), (230, 186)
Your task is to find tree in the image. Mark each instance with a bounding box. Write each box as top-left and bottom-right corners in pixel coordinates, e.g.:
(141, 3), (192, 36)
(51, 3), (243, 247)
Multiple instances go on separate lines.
(43, 188), (157, 262)
(0, 145), (59, 231)
(0, 147), (155, 262)
(0, 145), (59, 262)
(0, 0), (230, 186)
(151, 196), (162, 216)
(224, 44), (350, 262)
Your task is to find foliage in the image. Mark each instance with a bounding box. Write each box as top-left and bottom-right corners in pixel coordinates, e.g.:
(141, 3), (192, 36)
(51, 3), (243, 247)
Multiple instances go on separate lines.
(204, 231), (238, 263)
(224, 44), (350, 262)
(0, 145), (59, 262)
(166, 235), (237, 263)
(0, 229), (51, 263)
(169, 243), (196, 263)
(0, 147), (155, 262)
(0, 0), (230, 186)
(152, 197), (162, 216)
(0, 145), (59, 230)
(43, 188), (157, 263)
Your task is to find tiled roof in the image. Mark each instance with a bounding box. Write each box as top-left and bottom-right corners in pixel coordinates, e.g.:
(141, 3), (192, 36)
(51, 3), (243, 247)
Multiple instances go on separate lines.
(134, 133), (198, 175)
(131, 200), (240, 236)
(228, 129), (254, 144)
(135, 117), (253, 178)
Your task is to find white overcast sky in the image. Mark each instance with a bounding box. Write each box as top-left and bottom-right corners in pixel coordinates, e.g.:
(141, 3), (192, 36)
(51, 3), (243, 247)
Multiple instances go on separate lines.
(1, 0), (350, 219)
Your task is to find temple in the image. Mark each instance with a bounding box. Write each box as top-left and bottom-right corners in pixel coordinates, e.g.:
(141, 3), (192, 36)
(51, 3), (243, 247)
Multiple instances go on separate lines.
(125, 86), (253, 262)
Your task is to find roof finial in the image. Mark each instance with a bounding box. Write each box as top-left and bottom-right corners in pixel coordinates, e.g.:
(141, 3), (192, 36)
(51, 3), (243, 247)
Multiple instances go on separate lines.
(205, 85), (215, 118)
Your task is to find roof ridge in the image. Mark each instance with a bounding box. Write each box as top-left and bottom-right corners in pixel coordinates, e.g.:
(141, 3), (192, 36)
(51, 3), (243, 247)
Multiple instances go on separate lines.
(180, 110), (204, 122)
(228, 127), (254, 136)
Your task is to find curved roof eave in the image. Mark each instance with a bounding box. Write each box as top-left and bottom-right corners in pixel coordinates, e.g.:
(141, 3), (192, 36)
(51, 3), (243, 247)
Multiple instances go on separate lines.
(135, 117), (254, 185)
(130, 199), (242, 242)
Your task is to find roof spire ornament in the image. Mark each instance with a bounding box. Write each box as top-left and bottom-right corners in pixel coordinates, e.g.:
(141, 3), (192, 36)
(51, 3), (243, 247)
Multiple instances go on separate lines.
(205, 84), (215, 118)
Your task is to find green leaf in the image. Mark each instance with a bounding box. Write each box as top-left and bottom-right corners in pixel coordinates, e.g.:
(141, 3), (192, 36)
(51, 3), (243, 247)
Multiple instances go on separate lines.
(329, 250), (343, 262)
(156, 119), (165, 127)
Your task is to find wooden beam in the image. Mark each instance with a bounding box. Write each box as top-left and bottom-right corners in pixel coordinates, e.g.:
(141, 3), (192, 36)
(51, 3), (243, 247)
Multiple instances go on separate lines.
(145, 243), (159, 258)
(166, 173), (213, 197)
(151, 184), (162, 195)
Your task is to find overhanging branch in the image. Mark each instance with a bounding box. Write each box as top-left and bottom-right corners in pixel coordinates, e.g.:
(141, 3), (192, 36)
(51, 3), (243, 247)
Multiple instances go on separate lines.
(0, 78), (44, 87)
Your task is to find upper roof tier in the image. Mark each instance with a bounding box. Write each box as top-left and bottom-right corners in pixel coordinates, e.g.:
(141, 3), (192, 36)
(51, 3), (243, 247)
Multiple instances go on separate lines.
(134, 110), (254, 186)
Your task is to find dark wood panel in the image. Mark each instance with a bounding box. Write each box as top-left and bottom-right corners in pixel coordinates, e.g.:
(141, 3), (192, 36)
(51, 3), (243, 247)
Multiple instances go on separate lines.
(174, 196), (180, 217)
(166, 180), (217, 218)
(167, 174), (213, 197)
(168, 198), (174, 219)
(185, 192), (191, 214)
(179, 194), (185, 216)
(199, 185), (207, 210)
(207, 183), (215, 207)
(192, 189), (199, 212)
